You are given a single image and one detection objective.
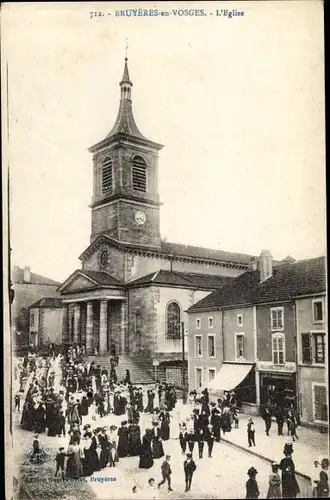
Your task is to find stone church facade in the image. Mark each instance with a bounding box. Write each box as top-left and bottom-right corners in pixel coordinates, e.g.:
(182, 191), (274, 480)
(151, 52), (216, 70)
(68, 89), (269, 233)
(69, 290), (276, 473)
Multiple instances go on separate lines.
(57, 58), (256, 379)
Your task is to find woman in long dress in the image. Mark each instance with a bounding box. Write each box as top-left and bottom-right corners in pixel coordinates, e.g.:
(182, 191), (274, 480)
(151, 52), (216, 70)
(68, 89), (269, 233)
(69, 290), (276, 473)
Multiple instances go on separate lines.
(160, 410), (170, 441)
(279, 443), (300, 498)
(81, 432), (94, 477)
(151, 422), (164, 459)
(107, 426), (119, 466)
(266, 462), (282, 499)
(66, 440), (83, 479)
(139, 429), (154, 469)
(117, 421), (129, 458)
(128, 420), (141, 456)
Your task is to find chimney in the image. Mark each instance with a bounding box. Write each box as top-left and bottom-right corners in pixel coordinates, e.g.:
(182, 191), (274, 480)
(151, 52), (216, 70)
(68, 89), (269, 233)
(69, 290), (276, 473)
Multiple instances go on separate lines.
(23, 266), (31, 282)
(259, 250), (273, 283)
(249, 258), (258, 271)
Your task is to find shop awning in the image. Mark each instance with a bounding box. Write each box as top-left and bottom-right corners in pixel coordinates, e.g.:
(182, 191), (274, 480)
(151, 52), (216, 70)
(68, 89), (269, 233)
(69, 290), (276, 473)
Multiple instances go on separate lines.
(208, 363), (253, 392)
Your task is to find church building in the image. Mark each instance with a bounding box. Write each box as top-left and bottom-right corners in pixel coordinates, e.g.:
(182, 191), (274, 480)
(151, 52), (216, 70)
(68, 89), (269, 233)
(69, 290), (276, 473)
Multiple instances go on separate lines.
(57, 58), (257, 384)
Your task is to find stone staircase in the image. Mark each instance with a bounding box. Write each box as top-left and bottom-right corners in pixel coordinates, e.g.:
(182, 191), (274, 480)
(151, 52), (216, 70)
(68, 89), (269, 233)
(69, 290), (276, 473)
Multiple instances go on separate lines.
(83, 354), (155, 384)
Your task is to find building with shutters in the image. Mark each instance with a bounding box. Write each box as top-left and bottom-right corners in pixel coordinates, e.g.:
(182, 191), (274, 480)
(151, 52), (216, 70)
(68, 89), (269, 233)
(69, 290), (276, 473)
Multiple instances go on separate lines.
(296, 293), (327, 428)
(55, 57), (264, 384)
(187, 254), (327, 427)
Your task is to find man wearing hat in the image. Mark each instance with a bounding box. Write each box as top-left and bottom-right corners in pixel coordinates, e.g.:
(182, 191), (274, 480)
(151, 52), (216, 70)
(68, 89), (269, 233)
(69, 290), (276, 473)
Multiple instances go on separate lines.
(246, 466), (259, 498)
(184, 453), (196, 492)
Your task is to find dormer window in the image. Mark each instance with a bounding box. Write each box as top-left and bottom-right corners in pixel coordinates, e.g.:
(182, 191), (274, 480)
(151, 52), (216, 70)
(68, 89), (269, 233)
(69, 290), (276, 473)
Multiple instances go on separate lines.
(102, 157), (113, 194)
(132, 155), (147, 192)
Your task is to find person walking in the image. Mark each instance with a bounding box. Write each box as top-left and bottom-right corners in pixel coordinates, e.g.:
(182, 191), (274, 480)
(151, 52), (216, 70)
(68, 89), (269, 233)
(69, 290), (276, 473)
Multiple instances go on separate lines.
(157, 455), (173, 492)
(184, 453), (197, 492)
(204, 424), (215, 458)
(266, 462), (281, 499)
(262, 406), (272, 436)
(246, 466), (260, 499)
(279, 442), (300, 498)
(317, 458), (329, 498)
(275, 406), (285, 436)
(179, 421), (188, 455)
(197, 428), (205, 459)
(247, 418), (256, 447)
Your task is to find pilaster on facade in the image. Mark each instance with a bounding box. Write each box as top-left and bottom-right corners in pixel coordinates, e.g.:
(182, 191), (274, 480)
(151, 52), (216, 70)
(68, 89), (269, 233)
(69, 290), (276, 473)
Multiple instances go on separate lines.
(99, 300), (108, 355)
(86, 301), (93, 354)
(120, 300), (128, 354)
(73, 303), (80, 345)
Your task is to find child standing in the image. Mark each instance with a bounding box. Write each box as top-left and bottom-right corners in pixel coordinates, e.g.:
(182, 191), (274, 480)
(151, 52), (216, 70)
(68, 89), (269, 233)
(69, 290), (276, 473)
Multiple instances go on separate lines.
(266, 462), (281, 498)
(246, 466), (260, 499)
(311, 459), (320, 498)
(184, 453), (197, 492)
(55, 447), (66, 480)
(247, 418), (256, 447)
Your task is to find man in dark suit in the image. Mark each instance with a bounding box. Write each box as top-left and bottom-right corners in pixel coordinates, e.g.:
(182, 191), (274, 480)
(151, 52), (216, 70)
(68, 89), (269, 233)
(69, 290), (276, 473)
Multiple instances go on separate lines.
(184, 453), (197, 492)
(262, 405), (272, 436)
(157, 455), (173, 491)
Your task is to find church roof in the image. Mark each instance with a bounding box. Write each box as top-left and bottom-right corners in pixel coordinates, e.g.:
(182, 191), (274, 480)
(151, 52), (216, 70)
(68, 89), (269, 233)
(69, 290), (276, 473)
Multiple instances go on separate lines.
(30, 297), (63, 308)
(160, 241), (255, 266)
(82, 270), (123, 287)
(128, 270), (234, 290)
(188, 256), (326, 312)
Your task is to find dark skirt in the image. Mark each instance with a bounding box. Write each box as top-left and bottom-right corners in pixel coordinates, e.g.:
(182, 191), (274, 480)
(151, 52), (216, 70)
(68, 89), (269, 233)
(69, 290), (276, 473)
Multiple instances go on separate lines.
(139, 445), (154, 469)
(160, 421), (170, 440)
(152, 438), (164, 459)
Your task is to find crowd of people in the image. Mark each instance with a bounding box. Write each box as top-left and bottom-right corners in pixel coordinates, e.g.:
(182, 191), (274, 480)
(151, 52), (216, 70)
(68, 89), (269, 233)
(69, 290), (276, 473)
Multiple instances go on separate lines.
(14, 347), (329, 498)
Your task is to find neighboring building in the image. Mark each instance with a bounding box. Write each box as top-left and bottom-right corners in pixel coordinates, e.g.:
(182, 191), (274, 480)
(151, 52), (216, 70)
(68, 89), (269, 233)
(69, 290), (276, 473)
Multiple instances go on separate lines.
(11, 266), (61, 351)
(56, 58), (261, 384)
(187, 253), (327, 426)
(296, 293), (328, 428)
(29, 297), (63, 349)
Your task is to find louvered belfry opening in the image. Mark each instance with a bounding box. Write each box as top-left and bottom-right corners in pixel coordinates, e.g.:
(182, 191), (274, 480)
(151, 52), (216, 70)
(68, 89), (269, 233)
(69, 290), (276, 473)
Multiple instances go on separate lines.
(102, 157), (113, 194)
(132, 155), (147, 192)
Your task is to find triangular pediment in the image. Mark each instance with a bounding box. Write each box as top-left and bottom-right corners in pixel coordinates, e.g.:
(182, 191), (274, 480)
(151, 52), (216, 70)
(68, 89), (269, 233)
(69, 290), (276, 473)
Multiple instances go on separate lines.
(57, 270), (101, 294)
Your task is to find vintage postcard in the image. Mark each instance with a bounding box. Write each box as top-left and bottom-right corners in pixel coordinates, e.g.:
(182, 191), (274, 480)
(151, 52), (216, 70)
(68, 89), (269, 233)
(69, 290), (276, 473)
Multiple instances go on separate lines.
(2, 1), (328, 499)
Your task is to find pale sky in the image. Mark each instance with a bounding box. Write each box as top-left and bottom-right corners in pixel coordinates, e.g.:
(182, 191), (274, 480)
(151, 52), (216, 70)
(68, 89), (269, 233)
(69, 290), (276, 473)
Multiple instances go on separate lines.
(3, 1), (326, 283)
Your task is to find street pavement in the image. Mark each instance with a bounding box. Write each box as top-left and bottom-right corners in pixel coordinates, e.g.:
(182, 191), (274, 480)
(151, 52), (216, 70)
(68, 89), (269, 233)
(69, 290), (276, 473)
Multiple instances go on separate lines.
(13, 401), (318, 499)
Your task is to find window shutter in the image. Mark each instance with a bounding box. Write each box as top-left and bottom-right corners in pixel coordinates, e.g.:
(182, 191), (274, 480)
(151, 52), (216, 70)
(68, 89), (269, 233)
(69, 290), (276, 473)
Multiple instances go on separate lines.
(301, 333), (312, 364)
(314, 385), (328, 422)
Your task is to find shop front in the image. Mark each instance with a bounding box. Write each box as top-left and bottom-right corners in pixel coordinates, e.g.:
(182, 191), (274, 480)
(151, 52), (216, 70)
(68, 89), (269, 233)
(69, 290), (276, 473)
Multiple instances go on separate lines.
(259, 369), (297, 413)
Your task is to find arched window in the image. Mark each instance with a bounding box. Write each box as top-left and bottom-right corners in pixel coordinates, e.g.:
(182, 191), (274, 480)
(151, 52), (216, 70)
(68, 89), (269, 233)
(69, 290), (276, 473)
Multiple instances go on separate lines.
(134, 311), (142, 334)
(132, 155), (147, 192)
(166, 302), (181, 339)
(102, 157), (113, 194)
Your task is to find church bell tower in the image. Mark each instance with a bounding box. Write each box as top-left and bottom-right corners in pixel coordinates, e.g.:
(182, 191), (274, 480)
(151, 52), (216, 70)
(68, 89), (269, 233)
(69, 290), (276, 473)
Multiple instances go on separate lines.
(88, 58), (163, 247)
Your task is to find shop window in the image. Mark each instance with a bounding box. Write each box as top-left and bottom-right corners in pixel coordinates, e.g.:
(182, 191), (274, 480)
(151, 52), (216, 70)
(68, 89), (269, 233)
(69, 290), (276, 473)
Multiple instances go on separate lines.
(301, 332), (325, 364)
(166, 302), (181, 339)
(208, 335), (215, 358)
(208, 368), (216, 382)
(196, 367), (203, 388)
(195, 335), (203, 357)
(270, 307), (284, 330)
(313, 384), (328, 422)
(235, 334), (245, 359)
(313, 299), (324, 323)
(272, 333), (285, 365)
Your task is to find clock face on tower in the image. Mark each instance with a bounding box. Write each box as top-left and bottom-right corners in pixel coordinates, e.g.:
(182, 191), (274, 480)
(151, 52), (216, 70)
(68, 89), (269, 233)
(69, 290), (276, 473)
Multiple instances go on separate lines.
(134, 211), (146, 225)
(99, 249), (109, 268)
